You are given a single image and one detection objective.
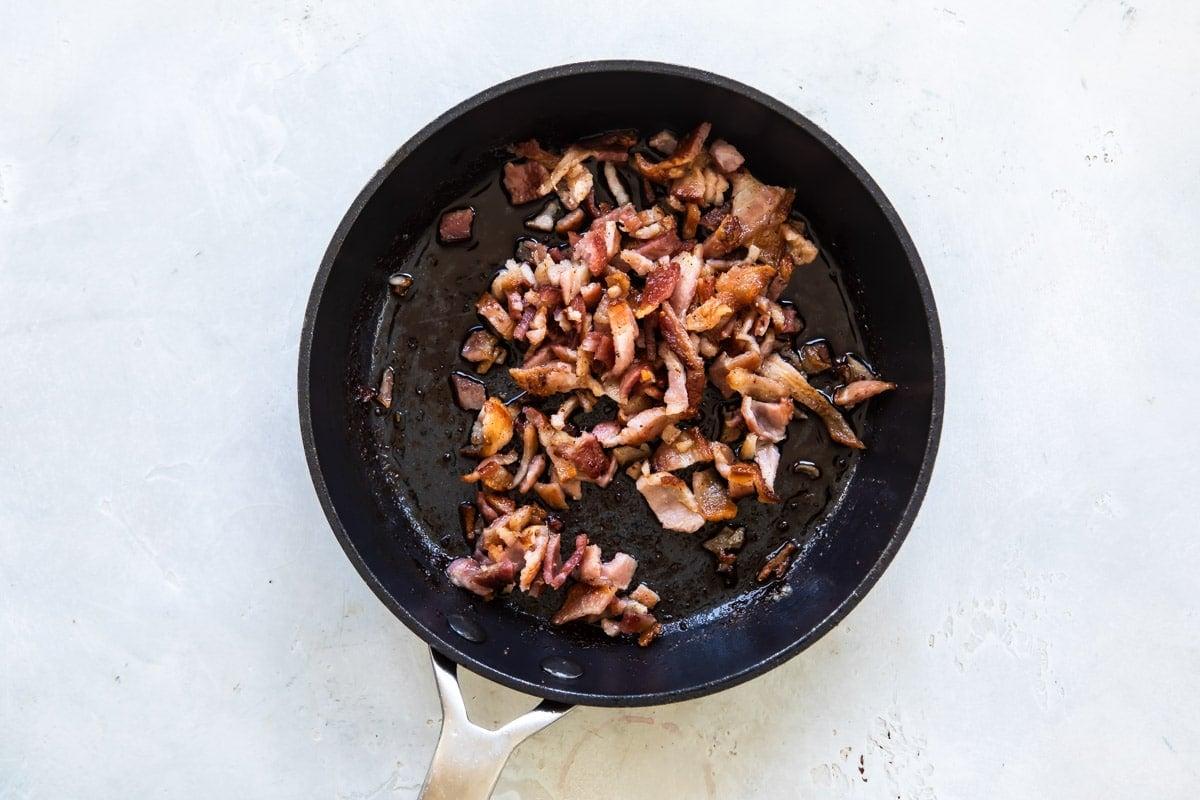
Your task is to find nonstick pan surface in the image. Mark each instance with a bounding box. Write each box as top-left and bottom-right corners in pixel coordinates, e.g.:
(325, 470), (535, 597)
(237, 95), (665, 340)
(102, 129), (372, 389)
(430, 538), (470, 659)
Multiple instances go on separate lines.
(299, 61), (943, 706)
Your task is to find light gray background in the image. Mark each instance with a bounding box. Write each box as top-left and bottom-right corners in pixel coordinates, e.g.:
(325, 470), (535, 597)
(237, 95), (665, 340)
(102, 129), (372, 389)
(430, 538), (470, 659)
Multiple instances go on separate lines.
(3, 1), (1198, 798)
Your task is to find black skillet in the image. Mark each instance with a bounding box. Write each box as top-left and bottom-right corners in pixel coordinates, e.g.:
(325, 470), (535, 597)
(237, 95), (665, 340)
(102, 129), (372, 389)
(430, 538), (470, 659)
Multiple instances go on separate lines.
(299, 61), (943, 797)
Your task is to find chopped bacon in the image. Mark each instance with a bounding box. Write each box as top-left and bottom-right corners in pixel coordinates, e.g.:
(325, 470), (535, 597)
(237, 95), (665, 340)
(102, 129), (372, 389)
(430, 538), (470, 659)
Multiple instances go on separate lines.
(702, 525), (745, 572)
(477, 292), (515, 339)
(450, 372), (487, 411)
(607, 299), (638, 377)
(542, 533), (589, 590)
(509, 362), (582, 395)
(633, 122), (711, 182)
(648, 129), (678, 154)
(469, 398), (515, 457)
(716, 264), (776, 310)
(726, 367), (789, 402)
(555, 207), (585, 233)
(633, 230), (685, 260)
(635, 260), (680, 318)
(503, 161), (551, 205)
(708, 140), (745, 173)
(692, 468), (738, 523)
(461, 328), (505, 373)
(652, 427), (714, 472)
(757, 542), (797, 582)
(439, 208), (475, 243)
(566, 433), (611, 480)
(741, 396), (793, 443)
(448, 557), (517, 599)
(635, 470), (706, 533)
(799, 340), (834, 374)
(593, 406), (677, 447)
(511, 139), (560, 169)
(670, 251), (702, 316)
(552, 582), (618, 624)
(834, 380), (897, 407)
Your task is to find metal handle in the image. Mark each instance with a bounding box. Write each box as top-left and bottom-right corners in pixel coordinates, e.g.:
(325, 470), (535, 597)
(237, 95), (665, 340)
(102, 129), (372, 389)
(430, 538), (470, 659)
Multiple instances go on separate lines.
(419, 650), (572, 800)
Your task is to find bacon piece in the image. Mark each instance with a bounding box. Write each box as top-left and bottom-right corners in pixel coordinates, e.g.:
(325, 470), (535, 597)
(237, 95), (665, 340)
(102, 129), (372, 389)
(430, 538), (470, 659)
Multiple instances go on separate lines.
(542, 533), (589, 590)
(461, 329), (505, 374)
(798, 340), (834, 374)
(740, 396), (793, 443)
(709, 350), (762, 397)
(552, 582), (619, 624)
(578, 547), (638, 590)
(574, 219), (620, 275)
(518, 454), (546, 494)
(439, 208), (475, 243)
(461, 453), (516, 492)
(781, 222), (820, 264)
(592, 406), (676, 447)
(632, 122), (711, 182)
(556, 163), (593, 211)
(620, 249), (657, 277)
(540, 145), (592, 196)
(726, 367), (789, 402)
(503, 161), (551, 205)
(702, 524), (745, 571)
(477, 292), (515, 339)
(657, 305), (705, 413)
(635, 260), (680, 318)
(603, 161), (631, 206)
(659, 346), (688, 414)
(652, 428), (714, 472)
(519, 530), (550, 591)
(709, 140), (745, 173)
(566, 433), (611, 480)
(450, 372), (487, 411)
(684, 297), (734, 332)
(755, 444), (780, 496)
(469, 398), (515, 457)
(633, 230), (685, 260)
(555, 207), (585, 233)
(670, 251), (702, 317)
(648, 130), (678, 154)
(699, 202), (730, 231)
(757, 542), (797, 582)
(716, 264), (776, 310)
(635, 470), (705, 533)
(534, 481), (568, 510)
(511, 139), (560, 169)
(669, 166), (706, 204)
(607, 299), (638, 377)
(447, 557), (517, 599)
(509, 362), (581, 396)
(761, 354), (864, 449)
(629, 583), (660, 608)
(834, 380), (897, 407)
(701, 213), (745, 257)
(692, 468), (739, 523)
(682, 202), (701, 239)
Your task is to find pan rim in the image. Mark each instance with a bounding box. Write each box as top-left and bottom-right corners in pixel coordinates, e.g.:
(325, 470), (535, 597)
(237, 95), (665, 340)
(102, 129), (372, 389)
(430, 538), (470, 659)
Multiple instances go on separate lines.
(298, 59), (945, 706)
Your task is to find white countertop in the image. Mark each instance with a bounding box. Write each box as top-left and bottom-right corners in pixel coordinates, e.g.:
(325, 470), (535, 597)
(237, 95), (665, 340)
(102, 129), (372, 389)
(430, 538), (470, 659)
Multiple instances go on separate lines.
(3, 2), (1198, 797)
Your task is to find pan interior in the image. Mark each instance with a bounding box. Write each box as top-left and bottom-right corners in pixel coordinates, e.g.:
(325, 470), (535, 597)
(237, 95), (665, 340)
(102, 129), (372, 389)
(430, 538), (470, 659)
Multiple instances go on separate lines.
(302, 64), (940, 705)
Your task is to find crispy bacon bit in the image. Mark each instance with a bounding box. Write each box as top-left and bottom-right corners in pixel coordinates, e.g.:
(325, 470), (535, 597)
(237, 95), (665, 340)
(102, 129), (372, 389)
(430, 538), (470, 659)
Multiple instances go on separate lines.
(376, 367), (394, 409)
(509, 362), (581, 396)
(693, 469), (738, 523)
(635, 260), (680, 318)
(555, 208), (585, 233)
(709, 140), (745, 173)
(450, 372), (487, 411)
(682, 202), (701, 239)
(439, 208), (475, 243)
(448, 557), (517, 599)
(469, 397), (515, 457)
(461, 329), (505, 373)
(636, 470), (705, 533)
(703, 525), (745, 572)
(503, 161), (551, 205)
(552, 582), (618, 624)
(459, 501), (478, 541)
(741, 396), (793, 443)
(633, 122), (711, 182)
(629, 583), (660, 608)
(477, 292), (515, 339)
(526, 198), (560, 232)
(652, 427), (714, 472)
(757, 542), (797, 582)
(781, 222), (819, 264)
(648, 129), (678, 154)
(834, 380), (897, 407)
(511, 139), (560, 169)
(799, 340), (834, 374)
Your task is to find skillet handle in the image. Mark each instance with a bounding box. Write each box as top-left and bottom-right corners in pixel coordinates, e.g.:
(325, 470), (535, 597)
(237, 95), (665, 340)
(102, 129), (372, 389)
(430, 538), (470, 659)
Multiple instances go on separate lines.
(419, 650), (572, 800)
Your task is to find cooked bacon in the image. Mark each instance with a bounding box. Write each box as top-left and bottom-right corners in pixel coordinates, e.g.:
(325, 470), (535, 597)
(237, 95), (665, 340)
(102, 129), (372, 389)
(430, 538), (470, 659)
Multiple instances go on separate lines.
(620, 249), (657, 277)
(708, 140), (745, 173)
(657, 305), (705, 412)
(799, 340), (834, 374)
(659, 346), (688, 414)
(439, 208), (475, 243)
(540, 145), (592, 196)
(701, 213), (745, 257)
(757, 542), (797, 582)
(741, 396), (793, 443)
(603, 161), (631, 206)
(629, 583), (660, 608)
(684, 297), (734, 332)
(469, 398), (515, 457)
(780, 222), (819, 264)
(579, 546), (638, 590)
(503, 161), (551, 205)
(593, 406), (677, 447)
(633, 230), (685, 260)
(652, 427), (714, 472)
(557, 163), (593, 211)
(670, 251), (702, 316)
(574, 219), (620, 275)
(461, 453), (516, 492)
(461, 329), (505, 374)
(692, 468), (738, 523)
(534, 481), (568, 510)
(648, 129), (678, 154)
(509, 362), (581, 396)
(555, 207), (585, 233)
(606, 299), (638, 378)
(761, 353), (864, 449)
(635, 470), (705, 533)
(682, 202), (701, 239)
(518, 454), (546, 494)
(726, 367), (789, 402)
(447, 557), (517, 599)
(755, 444), (780, 496)
(670, 166), (706, 204)
(702, 525), (745, 572)
(699, 202), (730, 231)
(542, 533), (589, 590)
(511, 139), (560, 169)
(636, 260), (680, 318)
(834, 380), (897, 407)
(519, 530), (550, 591)
(716, 264), (776, 310)
(566, 433), (611, 480)
(633, 122), (711, 182)
(552, 582), (618, 624)
(709, 349), (762, 397)
(477, 292), (515, 339)
(450, 372), (487, 411)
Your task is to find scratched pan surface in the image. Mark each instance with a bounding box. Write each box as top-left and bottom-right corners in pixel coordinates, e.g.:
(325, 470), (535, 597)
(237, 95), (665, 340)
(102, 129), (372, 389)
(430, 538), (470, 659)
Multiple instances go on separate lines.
(299, 62), (944, 706)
